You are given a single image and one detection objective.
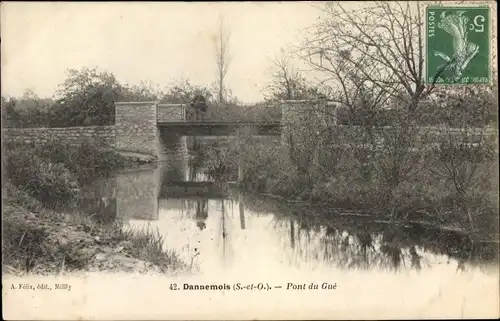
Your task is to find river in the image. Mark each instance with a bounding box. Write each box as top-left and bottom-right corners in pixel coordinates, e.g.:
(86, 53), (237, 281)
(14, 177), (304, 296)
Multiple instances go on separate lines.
(81, 150), (500, 272)
(74, 148), (499, 317)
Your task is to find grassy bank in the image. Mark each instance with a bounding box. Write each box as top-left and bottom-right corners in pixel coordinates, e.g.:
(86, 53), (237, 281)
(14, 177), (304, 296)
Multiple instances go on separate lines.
(2, 183), (188, 275)
(2, 139), (190, 275)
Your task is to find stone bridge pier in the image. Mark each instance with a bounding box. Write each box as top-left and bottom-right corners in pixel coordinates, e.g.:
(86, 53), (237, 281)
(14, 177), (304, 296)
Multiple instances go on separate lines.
(115, 102), (187, 160)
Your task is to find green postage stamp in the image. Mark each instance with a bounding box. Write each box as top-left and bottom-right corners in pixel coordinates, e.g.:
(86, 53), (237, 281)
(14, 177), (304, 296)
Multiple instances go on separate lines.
(426, 5), (491, 85)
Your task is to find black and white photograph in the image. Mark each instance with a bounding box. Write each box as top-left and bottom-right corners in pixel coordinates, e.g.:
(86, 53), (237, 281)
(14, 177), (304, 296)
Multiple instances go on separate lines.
(1, 1), (499, 319)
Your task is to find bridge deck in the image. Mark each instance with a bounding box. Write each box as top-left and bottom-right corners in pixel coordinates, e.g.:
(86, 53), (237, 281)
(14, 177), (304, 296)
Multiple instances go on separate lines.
(157, 121), (282, 136)
(156, 121), (281, 126)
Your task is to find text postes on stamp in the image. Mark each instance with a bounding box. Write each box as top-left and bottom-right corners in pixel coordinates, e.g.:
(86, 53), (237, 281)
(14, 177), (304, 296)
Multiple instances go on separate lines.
(426, 6), (491, 85)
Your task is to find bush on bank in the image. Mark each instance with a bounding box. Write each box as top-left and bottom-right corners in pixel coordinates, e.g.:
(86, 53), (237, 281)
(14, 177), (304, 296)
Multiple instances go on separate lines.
(2, 138), (129, 208)
(195, 122), (498, 238)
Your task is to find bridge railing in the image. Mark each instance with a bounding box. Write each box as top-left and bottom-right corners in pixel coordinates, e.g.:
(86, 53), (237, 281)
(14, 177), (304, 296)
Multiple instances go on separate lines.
(156, 102), (282, 123)
(157, 104), (186, 123)
(201, 103), (282, 123)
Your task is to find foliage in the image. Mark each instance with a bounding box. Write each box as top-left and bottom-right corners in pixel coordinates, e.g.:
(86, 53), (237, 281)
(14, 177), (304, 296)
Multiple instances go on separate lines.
(1, 68), (224, 128)
(3, 138), (127, 209)
(203, 142), (237, 181)
(121, 80), (164, 102)
(33, 138), (127, 184)
(3, 147), (80, 208)
(50, 67), (126, 127)
(421, 85), (498, 127)
(262, 49), (329, 102)
(1, 91), (54, 128)
(161, 78), (214, 104)
(203, 102), (281, 122)
(198, 87), (497, 235)
(117, 225), (188, 271)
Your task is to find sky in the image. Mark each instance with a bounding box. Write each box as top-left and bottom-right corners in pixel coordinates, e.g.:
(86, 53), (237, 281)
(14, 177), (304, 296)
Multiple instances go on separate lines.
(1, 2), (323, 103)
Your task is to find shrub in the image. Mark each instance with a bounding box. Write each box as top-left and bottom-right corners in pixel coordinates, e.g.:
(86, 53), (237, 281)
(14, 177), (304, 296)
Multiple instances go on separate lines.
(3, 137), (126, 208)
(33, 138), (126, 184)
(4, 148), (80, 208)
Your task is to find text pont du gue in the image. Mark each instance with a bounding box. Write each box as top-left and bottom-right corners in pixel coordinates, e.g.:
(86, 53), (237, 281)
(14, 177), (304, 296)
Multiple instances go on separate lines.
(287, 282), (337, 290)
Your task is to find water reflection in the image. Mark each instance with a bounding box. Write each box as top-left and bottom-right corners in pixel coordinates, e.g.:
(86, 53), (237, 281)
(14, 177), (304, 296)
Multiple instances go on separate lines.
(239, 201), (246, 230)
(196, 200), (208, 230)
(80, 152), (498, 276)
(79, 176), (117, 224)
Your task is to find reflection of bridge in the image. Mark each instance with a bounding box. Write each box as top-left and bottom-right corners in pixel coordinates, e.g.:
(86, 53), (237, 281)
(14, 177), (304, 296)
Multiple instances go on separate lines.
(116, 167), (246, 237)
(115, 160), (239, 221)
(160, 181), (229, 199)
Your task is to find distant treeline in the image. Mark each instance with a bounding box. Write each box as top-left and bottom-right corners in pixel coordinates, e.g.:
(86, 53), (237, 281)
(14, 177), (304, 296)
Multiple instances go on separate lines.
(0, 67), (279, 128)
(1, 67), (497, 129)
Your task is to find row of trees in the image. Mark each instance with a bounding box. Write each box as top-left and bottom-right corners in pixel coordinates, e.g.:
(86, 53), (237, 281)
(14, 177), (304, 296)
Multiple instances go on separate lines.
(0, 65), (285, 128)
(1, 69), (222, 128)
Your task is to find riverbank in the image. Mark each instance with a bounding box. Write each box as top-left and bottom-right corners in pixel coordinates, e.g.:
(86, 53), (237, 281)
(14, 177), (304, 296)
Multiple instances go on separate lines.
(2, 138), (190, 276)
(238, 187), (499, 241)
(2, 182), (190, 276)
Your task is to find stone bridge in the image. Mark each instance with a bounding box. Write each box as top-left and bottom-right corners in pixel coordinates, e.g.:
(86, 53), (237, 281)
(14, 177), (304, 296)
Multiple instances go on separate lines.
(1, 100), (319, 159)
(115, 101), (289, 159)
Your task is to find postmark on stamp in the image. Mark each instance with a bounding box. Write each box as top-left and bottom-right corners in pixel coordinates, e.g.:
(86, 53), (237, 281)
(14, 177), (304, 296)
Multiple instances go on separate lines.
(426, 6), (491, 85)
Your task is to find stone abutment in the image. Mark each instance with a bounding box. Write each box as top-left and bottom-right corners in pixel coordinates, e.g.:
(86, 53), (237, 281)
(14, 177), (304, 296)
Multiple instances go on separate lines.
(114, 102), (187, 160)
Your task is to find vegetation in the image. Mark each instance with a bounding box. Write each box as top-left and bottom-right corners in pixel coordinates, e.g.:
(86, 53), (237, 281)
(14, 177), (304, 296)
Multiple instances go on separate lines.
(2, 138), (127, 208)
(193, 2), (498, 240)
(198, 121), (497, 239)
(1, 138), (190, 275)
(3, 182), (188, 275)
(1, 67), (279, 128)
(1, 69), (213, 128)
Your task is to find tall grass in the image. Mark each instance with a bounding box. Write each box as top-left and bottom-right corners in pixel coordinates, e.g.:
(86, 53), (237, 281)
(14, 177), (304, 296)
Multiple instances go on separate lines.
(117, 226), (188, 272)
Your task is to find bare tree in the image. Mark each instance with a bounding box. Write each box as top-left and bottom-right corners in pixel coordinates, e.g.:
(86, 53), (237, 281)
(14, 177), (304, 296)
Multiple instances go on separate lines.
(298, 1), (450, 114)
(264, 50), (302, 101)
(214, 15), (232, 105)
(263, 49), (331, 102)
(291, 1), (462, 210)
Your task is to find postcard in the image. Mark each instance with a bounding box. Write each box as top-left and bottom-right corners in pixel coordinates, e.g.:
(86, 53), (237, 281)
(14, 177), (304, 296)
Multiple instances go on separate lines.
(2, 1), (498, 319)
